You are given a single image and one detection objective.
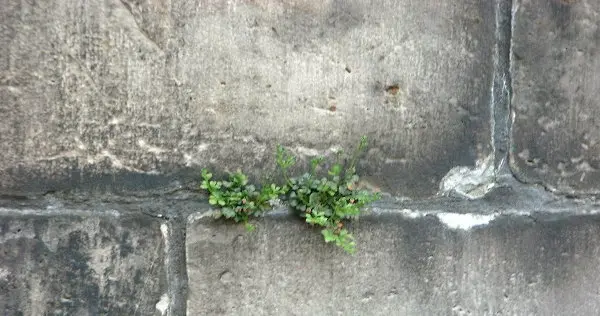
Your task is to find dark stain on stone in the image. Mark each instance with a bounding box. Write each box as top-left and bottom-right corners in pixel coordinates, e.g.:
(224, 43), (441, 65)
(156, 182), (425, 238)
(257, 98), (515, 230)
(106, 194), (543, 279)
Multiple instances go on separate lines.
(549, 0), (574, 32)
(31, 241), (50, 265)
(370, 214), (448, 303)
(50, 230), (102, 315)
(63, 231), (91, 280)
(32, 218), (51, 240)
(99, 220), (116, 235)
(0, 220), (9, 236)
(481, 215), (600, 289)
(326, 0), (364, 35)
(0, 217), (165, 315)
(134, 269), (143, 284)
(0, 163), (201, 197)
(119, 231), (134, 258)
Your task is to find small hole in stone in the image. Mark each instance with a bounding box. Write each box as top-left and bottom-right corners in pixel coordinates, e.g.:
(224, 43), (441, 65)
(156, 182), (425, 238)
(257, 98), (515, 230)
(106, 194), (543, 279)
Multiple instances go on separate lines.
(385, 84), (400, 95)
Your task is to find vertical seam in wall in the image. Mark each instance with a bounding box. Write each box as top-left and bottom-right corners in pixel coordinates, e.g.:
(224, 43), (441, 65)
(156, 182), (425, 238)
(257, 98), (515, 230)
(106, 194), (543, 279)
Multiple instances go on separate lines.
(491, 0), (514, 174)
(165, 218), (188, 316)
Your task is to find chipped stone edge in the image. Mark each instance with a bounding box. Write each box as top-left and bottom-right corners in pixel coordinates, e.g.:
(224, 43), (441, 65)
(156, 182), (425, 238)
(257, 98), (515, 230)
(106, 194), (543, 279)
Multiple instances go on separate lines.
(438, 154), (498, 200)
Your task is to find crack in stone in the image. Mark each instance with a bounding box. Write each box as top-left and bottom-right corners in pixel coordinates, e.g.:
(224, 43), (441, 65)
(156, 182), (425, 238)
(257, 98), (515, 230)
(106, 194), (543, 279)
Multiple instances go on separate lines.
(118, 0), (165, 53)
(491, 0), (514, 173)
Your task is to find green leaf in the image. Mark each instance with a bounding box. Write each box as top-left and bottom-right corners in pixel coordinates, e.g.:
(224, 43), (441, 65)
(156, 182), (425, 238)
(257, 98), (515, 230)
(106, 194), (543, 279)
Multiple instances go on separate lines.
(321, 229), (337, 243)
(359, 135), (368, 150)
(276, 145), (296, 168)
(244, 222), (256, 232)
(328, 164), (342, 176)
(221, 208), (236, 218)
(342, 242), (356, 254)
(200, 180), (209, 190)
(310, 156), (324, 175)
(201, 168), (212, 180)
(308, 192), (319, 206)
(221, 181), (232, 189)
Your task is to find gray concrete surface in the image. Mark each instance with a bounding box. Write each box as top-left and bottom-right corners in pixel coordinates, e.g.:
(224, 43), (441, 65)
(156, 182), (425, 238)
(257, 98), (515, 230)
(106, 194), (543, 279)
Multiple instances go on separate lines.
(187, 209), (600, 316)
(0, 0), (496, 198)
(510, 0), (600, 195)
(0, 211), (166, 316)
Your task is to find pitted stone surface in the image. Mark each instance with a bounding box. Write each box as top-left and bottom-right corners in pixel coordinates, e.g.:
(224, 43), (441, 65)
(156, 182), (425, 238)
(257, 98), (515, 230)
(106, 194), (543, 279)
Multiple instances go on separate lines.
(186, 212), (600, 315)
(0, 0), (495, 197)
(0, 213), (166, 315)
(510, 0), (600, 194)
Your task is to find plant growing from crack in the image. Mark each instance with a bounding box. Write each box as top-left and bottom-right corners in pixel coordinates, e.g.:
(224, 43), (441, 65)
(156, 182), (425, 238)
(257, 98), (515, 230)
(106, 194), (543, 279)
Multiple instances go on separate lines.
(201, 169), (285, 231)
(276, 136), (381, 254)
(200, 136), (380, 253)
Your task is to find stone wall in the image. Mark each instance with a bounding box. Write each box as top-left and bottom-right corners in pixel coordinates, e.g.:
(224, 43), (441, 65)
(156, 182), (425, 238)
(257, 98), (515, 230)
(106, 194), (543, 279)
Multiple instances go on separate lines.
(1, 0), (600, 315)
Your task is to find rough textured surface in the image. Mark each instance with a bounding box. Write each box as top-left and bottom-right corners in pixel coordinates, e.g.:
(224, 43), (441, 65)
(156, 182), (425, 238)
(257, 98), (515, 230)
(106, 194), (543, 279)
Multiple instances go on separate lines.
(0, 212), (166, 316)
(510, 0), (600, 195)
(0, 0), (495, 197)
(5, 0), (600, 315)
(187, 211), (600, 315)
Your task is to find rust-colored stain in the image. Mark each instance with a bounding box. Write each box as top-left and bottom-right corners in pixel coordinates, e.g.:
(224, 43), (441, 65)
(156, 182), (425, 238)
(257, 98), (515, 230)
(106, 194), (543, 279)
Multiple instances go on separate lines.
(385, 84), (400, 95)
(329, 105), (337, 112)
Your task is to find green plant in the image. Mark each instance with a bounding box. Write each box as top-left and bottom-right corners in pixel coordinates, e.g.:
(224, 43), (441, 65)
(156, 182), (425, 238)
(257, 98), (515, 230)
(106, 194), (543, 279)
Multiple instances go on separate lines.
(276, 136), (380, 254)
(201, 169), (285, 231)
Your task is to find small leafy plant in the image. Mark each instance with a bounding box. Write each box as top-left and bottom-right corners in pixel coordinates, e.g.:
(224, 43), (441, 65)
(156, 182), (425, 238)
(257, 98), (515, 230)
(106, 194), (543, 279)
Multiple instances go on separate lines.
(276, 136), (380, 254)
(201, 169), (285, 231)
(200, 136), (380, 253)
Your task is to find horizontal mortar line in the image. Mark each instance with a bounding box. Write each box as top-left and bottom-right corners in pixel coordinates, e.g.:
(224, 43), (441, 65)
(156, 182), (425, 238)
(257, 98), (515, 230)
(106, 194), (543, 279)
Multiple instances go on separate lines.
(188, 205), (600, 230)
(0, 207), (122, 218)
(2, 198), (598, 222)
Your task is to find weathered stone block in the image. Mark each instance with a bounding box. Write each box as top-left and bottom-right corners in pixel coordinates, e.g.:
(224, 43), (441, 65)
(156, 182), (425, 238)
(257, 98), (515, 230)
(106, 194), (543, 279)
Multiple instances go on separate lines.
(510, 0), (600, 194)
(187, 212), (600, 315)
(0, 0), (496, 197)
(0, 212), (166, 315)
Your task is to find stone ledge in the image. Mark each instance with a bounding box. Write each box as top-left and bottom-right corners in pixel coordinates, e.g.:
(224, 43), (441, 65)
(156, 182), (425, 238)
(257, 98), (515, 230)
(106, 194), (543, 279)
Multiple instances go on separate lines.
(187, 209), (600, 315)
(0, 212), (167, 316)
